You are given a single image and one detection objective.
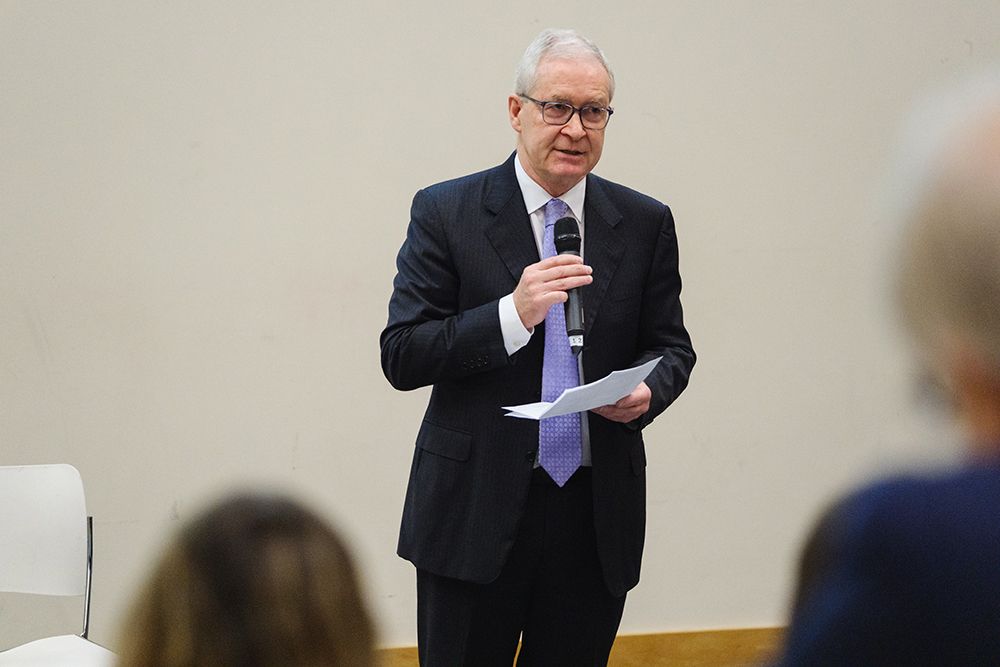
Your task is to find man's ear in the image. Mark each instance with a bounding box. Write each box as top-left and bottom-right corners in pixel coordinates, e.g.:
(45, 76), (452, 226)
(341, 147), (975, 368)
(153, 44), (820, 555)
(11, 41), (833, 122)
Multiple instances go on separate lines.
(508, 95), (523, 132)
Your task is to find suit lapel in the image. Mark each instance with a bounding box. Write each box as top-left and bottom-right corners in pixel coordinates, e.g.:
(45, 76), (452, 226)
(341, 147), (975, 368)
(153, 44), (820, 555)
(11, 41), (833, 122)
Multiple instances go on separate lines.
(582, 175), (624, 338)
(481, 159), (625, 340)
(484, 155), (538, 285)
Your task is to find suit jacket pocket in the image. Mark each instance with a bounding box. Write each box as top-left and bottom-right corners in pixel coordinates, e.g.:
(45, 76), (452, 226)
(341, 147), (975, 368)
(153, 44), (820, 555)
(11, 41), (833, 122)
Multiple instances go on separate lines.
(610, 288), (641, 302)
(416, 420), (472, 462)
(603, 291), (642, 319)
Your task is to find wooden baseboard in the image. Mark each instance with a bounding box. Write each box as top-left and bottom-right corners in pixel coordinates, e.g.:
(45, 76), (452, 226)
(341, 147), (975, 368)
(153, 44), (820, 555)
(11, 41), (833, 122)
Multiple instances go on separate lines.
(608, 627), (783, 666)
(377, 627), (783, 666)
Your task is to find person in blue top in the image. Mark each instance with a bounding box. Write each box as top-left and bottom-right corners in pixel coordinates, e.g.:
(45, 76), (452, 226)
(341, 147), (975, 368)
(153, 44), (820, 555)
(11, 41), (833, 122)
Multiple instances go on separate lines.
(775, 75), (1000, 666)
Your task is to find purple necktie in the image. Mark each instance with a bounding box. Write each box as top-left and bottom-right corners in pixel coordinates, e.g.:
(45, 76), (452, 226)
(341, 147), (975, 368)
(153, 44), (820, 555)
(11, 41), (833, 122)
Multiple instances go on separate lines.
(539, 198), (582, 487)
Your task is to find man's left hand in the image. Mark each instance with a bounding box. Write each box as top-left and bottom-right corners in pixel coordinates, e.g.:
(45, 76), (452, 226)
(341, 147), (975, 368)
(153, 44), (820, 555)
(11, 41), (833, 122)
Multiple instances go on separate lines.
(592, 382), (651, 423)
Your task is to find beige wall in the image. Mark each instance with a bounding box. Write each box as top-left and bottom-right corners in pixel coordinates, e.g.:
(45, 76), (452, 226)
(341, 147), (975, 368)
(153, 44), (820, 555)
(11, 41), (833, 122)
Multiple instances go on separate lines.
(2, 0), (998, 650)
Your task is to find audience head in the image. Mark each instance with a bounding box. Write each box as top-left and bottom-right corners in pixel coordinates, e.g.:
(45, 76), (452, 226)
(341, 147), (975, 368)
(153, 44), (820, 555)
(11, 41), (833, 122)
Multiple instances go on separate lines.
(895, 73), (1000, 451)
(116, 492), (375, 667)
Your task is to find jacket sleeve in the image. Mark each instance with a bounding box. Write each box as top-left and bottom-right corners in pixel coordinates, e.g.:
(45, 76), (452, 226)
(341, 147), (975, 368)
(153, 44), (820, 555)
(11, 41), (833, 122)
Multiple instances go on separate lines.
(632, 204), (696, 429)
(380, 188), (511, 391)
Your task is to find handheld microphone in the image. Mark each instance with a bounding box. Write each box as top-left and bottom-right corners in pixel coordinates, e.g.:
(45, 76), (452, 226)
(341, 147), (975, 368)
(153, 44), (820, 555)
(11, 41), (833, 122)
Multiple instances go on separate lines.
(553, 216), (584, 355)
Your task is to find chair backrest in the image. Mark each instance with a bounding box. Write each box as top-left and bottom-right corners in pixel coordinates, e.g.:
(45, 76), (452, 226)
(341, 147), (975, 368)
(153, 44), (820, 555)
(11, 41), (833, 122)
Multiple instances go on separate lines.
(0, 464), (88, 596)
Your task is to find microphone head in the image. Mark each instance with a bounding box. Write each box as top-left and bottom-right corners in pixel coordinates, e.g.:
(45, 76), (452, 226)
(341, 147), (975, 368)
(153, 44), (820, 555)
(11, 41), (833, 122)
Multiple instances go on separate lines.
(554, 217), (581, 254)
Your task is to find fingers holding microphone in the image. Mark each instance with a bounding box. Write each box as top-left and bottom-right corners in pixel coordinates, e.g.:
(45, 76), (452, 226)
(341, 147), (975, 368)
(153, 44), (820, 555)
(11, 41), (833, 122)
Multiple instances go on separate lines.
(513, 255), (593, 330)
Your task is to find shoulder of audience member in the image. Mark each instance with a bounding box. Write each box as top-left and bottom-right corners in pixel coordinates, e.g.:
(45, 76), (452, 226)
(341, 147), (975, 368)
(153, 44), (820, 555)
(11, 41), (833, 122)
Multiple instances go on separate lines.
(830, 462), (1000, 547)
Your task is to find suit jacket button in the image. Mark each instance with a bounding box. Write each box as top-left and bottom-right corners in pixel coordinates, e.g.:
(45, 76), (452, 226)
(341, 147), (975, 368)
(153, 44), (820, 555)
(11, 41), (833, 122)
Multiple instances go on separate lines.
(525, 451), (535, 461)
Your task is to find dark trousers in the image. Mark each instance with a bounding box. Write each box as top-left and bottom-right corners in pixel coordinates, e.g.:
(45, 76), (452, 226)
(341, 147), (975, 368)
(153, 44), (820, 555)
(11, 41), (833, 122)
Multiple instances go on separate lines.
(417, 467), (627, 666)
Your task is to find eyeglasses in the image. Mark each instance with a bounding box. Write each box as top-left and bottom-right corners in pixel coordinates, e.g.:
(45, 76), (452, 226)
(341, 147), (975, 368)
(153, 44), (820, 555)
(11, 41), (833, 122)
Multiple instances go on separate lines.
(519, 95), (614, 130)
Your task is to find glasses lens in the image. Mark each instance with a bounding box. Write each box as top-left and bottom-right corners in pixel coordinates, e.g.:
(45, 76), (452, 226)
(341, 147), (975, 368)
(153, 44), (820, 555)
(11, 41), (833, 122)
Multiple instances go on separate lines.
(542, 102), (574, 125)
(580, 106), (609, 129)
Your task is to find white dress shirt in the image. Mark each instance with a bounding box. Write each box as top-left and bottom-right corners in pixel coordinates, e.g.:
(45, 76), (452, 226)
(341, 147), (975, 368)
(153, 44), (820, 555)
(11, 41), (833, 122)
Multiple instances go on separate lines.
(498, 154), (592, 466)
(498, 155), (586, 353)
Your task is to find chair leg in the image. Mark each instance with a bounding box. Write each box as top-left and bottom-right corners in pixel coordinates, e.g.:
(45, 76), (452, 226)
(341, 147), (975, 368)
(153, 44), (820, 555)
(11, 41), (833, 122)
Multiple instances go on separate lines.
(80, 516), (93, 639)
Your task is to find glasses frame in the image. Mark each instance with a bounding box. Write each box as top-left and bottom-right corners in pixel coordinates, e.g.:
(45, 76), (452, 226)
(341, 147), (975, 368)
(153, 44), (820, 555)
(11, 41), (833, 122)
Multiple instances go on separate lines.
(518, 94), (614, 130)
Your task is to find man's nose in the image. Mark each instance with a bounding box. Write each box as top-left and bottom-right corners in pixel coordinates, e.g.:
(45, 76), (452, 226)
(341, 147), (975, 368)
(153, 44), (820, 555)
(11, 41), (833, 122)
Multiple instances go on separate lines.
(561, 111), (587, 139)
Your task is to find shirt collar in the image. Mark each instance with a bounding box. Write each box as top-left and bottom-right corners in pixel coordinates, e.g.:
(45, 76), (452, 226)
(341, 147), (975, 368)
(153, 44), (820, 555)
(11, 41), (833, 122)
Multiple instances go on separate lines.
(514, 153), (587, 221)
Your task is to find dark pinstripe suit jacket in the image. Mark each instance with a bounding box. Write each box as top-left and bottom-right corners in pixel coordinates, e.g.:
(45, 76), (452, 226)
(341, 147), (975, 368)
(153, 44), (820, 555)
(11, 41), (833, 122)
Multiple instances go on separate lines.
(380, 154), (694, 596)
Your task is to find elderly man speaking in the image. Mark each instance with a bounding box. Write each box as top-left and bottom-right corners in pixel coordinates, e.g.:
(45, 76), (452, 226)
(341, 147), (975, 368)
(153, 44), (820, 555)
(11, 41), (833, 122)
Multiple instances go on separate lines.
(381, 28), (695, 666)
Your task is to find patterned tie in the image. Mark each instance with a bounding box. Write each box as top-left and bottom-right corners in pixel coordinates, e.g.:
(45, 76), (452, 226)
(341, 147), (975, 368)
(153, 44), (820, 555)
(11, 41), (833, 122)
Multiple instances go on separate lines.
(539, 198), (582, 487)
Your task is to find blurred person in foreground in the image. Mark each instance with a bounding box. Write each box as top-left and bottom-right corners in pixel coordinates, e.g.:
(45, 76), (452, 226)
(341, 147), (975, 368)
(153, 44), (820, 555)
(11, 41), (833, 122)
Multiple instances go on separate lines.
(775, 74), (1000, 665)
(115, 492), (375, 667)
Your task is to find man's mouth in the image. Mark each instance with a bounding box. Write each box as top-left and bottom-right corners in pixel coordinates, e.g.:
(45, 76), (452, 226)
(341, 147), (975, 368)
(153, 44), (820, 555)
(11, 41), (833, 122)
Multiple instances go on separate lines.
(557, 149), (585, 156)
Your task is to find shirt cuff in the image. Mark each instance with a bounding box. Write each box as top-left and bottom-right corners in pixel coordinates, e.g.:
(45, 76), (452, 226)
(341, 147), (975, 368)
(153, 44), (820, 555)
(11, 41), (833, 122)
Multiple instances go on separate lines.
(499, 293), (533, 356)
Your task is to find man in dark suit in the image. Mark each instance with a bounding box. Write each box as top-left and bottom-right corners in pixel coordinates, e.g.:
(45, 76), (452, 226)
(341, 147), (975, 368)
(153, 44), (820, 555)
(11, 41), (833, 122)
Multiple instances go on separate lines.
(381, 28), (695, 665)
(774, 80), (1000, 665)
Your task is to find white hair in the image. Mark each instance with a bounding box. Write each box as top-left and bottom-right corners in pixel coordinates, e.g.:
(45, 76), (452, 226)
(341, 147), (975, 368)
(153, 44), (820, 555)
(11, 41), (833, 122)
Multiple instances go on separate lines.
(514, 28), (615, 100)
(895, 70), (1000, 373)
(891, 71), (1000, 225)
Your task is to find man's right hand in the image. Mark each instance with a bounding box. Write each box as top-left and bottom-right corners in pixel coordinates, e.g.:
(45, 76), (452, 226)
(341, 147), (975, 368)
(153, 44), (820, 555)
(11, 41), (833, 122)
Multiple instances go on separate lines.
(513, 255), (593, 330)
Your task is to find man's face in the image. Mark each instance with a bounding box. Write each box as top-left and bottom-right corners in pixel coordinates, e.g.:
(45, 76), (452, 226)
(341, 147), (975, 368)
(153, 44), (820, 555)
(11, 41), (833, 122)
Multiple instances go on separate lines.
(508, 56), (611, 197)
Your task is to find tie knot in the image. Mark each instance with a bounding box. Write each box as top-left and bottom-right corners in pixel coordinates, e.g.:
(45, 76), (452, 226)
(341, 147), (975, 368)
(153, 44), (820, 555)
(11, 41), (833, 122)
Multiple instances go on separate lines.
(544, 198), (569, 227)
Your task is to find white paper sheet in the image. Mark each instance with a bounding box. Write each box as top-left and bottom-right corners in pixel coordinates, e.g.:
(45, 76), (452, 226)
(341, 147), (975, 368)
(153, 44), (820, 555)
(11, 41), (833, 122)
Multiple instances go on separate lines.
(502, 357), (662, 420)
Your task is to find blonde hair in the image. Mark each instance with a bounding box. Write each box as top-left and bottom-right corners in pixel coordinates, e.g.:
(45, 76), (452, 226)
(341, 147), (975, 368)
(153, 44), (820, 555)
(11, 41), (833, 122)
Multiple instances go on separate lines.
(116, 493), (375, 667)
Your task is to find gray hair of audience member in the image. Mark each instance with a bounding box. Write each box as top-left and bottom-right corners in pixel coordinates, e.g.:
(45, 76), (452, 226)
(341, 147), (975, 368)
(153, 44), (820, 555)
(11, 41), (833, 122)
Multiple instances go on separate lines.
(514, 28), (616, 100)
(116, 492), (376, 667)
(896, 72), (1000, 379)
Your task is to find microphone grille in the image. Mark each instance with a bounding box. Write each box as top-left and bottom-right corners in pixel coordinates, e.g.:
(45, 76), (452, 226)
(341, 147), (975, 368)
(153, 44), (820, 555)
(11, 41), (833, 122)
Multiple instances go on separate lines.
(554, 216), (581, 253)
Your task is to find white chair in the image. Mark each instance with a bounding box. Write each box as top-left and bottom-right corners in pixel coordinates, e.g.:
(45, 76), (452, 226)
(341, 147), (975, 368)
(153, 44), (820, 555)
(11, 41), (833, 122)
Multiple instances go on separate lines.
(0, 464), (115, 665)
